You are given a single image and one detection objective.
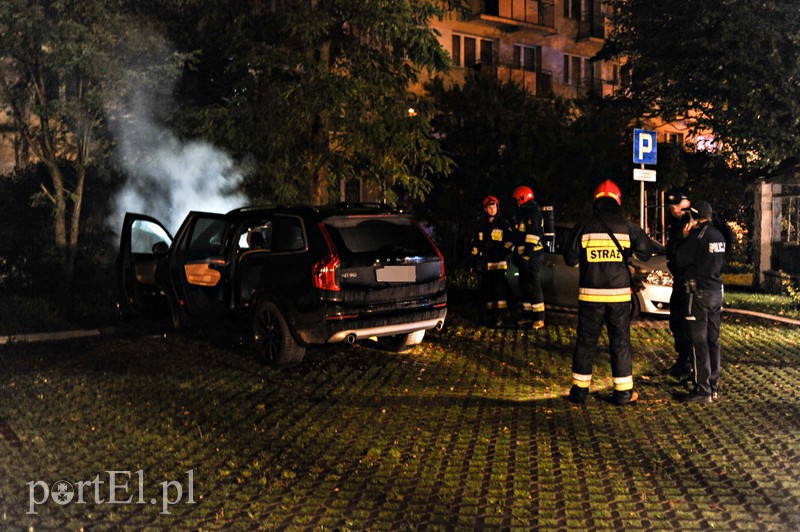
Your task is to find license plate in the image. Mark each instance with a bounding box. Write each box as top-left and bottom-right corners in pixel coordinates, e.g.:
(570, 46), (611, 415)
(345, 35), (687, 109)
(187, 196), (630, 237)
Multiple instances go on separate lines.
(376, 265), (416, 283)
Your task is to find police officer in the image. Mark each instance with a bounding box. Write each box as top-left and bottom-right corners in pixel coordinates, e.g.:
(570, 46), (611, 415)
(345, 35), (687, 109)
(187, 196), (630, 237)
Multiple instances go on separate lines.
(471, 195), (515, 327)
(564, 180), (655, 406)
(663, 188), (694, 380)
(512, 185), (546, 329)
(675, 200), (726, 404)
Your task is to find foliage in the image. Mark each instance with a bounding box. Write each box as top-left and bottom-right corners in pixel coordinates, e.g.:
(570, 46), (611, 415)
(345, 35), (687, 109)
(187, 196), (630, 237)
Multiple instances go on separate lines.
(0, 0), (186, 283)
(600, 0), (800, 169)
(781, 273), (800, 307)
(166, 0), (460, 205)
(423, 73), (673, 267)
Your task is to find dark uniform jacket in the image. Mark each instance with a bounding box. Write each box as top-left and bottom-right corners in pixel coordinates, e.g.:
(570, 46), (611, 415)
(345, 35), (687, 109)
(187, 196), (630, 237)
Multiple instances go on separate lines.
(675, 221), (726, 291)
(513, 202), (545, 267)
(665, 212), (691, 277)
(563, 203), (654, 304)
(471, 214), (514, 272)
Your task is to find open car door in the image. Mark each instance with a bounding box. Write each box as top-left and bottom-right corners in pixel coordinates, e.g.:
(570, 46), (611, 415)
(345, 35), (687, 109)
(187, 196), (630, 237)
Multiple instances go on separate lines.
(167, 212), (231, 321)
(117, 213), (173, 317)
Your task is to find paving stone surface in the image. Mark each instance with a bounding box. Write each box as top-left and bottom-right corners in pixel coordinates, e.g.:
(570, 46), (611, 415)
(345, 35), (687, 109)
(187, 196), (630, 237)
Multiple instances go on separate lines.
(0, 310), (798, 529)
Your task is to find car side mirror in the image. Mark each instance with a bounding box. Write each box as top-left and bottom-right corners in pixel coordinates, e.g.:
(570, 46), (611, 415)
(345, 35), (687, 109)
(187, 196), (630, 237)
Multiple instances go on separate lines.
(152, 241), (170, 255)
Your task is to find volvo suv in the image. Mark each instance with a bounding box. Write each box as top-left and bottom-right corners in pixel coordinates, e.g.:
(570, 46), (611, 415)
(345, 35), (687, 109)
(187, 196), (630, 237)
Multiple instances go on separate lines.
(117, 204), (447, 366)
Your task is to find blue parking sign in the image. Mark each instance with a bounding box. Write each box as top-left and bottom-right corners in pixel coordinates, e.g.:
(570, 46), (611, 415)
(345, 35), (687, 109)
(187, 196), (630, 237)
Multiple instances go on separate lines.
(633, 129), (657, 165)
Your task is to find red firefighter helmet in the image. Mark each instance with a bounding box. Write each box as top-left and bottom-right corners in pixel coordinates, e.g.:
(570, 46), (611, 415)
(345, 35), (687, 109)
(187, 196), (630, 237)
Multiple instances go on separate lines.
(593, 179), (622, 205)
(513, 186), (534, 205)
(482, 195), (499, 208)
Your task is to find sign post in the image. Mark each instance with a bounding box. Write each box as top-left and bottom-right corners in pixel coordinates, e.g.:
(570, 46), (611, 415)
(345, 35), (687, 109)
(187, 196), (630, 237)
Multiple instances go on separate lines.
(633, 129), (657, 230)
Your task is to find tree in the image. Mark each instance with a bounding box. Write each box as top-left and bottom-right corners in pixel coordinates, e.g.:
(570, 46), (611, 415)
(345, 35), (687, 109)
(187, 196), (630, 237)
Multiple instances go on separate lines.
(0, 1), (183, 283)
(169, 0), (461, 205)
(423, 73), (660, 266)
(599, 0), (800, 170)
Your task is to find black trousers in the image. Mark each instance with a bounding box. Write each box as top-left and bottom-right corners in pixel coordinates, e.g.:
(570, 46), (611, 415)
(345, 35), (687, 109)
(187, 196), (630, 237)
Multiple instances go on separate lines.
(479, 269), (509, 314)
(687, 287), (723, 395)
(518, 253), (545, 321)
(668, 283), (694, 371)
(572, 301), (633, 391)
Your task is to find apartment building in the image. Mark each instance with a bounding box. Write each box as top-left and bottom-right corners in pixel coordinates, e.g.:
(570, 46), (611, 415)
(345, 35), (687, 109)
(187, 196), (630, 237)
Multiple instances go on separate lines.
(426, 0), (621, 100)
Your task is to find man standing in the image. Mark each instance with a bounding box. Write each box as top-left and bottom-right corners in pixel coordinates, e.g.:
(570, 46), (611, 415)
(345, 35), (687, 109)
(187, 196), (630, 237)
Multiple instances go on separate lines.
(471, 195), (514, 327)
(675, 200), (726, 404)
(564, 180), (654, 406)
(512, 185), (546, 329)
(663, 188), (694, 380)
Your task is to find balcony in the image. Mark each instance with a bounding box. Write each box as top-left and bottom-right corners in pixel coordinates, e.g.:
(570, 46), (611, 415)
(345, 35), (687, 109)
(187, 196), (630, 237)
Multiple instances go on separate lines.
(471, 61), (553, 97)
(576, 76), (617, 98)
(470, 0), (555, 33)
(577, 12), (605, 41)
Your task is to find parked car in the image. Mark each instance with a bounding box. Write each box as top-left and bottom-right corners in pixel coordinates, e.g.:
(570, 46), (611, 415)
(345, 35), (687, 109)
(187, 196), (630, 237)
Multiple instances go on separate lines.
(506, 224), (672, 319)
(117, 204), (448, 366)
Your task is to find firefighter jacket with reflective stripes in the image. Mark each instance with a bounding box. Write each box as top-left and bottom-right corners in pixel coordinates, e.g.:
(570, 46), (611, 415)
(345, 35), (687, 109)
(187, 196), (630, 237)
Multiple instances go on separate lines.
(471, 213), (514, 271)
(675, 221), (726, 291)
(563, 206), (654, 304)
(513, 201), (545, 266)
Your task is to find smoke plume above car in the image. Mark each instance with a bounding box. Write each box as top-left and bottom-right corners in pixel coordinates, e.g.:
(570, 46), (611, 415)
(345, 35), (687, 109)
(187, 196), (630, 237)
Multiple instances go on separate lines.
(111, 91), (245, 234)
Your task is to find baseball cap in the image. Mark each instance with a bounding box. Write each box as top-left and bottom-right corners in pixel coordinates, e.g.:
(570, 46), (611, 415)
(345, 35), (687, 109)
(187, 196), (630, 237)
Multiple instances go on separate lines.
(691, 200), (713, 219)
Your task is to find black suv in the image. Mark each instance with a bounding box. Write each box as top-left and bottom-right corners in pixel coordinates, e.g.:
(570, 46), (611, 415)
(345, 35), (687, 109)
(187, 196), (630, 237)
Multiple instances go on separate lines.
(117, 204), (447, 366)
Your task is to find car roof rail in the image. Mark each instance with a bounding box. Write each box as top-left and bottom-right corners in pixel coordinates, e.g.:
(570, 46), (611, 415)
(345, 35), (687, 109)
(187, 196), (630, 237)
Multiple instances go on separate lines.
(325, 202), (400, 211)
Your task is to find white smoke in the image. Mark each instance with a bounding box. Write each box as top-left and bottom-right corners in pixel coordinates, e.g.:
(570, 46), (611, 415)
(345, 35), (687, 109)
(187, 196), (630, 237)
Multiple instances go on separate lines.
(111, 94), (246, 235)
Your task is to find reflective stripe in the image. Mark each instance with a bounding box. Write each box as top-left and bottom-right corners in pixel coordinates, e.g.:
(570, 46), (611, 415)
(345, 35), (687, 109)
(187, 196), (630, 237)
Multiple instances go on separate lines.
(478, 231), (484, 241)
(581, 233), (631, 248)
(471, 248), (478, 255)
(578, 287), (631, 303)
(485, 301), (508, 310)
(486, 261), (508, 270)
(497, 300), (508, 309)
(521, 302), (545, 312)
(525, 234), (541, 244)
(613, 375), (634, 391)
(572, 373), (592, 387)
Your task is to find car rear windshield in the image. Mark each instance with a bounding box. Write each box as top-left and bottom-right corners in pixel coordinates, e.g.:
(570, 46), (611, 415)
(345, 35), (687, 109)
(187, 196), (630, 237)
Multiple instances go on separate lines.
(324, 215), (436, 257)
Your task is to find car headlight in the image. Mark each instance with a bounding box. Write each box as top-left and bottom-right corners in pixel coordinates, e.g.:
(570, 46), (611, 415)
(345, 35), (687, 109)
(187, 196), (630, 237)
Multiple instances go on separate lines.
(645, 269), (673, 287)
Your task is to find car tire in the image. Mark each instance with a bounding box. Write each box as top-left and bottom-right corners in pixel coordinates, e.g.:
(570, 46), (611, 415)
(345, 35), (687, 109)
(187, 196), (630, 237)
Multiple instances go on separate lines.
(630, 294), (642, 322)
(378, 329), (426, 353)
(252, 300), (306, 367)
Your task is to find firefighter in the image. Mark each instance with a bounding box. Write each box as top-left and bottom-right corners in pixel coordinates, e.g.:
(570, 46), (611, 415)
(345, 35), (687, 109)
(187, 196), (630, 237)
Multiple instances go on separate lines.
(663, 188), (694, 380)
(511, 185), (546, 329)
(471, 195), (515, 327)
(564, 179), (655, 406)
(675, 200), (726, 404)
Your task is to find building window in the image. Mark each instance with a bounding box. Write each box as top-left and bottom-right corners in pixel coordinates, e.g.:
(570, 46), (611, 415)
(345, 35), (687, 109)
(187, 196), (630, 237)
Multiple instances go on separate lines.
(563, 54), (586, 85)
(782, 195), (800, 244)
(452, 34), (494, 67)
(666, 133), (685, 145)
(514, 45), (540, 72)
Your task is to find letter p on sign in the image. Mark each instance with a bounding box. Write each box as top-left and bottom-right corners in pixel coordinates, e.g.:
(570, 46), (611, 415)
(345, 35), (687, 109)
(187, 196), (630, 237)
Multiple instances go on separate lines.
(633, 129), (657, 165)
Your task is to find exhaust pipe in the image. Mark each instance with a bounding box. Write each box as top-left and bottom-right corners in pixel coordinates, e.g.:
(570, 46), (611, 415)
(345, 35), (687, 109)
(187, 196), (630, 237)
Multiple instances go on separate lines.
(435, 321), (444, 331)
(345, 333), (357, 345)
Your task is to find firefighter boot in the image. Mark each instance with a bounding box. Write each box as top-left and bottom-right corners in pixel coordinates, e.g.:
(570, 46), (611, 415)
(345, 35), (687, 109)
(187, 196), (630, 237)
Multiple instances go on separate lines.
(612, 389), (639, 406)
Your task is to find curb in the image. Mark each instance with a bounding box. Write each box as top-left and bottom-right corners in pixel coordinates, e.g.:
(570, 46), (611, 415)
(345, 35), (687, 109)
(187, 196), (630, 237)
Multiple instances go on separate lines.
(0, 327), (116, 345)
(722, 307), (800, 326)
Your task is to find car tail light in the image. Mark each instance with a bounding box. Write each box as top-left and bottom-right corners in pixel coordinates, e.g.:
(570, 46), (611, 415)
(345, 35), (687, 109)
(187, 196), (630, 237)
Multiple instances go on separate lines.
(314, 224), (341, 291)
(414, 221), (446, 281)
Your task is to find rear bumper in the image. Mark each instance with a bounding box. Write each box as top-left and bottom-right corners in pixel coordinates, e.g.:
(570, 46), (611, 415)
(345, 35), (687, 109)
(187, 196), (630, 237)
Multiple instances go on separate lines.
(296, 306), (447, 345)
(326, 313), (446, 343)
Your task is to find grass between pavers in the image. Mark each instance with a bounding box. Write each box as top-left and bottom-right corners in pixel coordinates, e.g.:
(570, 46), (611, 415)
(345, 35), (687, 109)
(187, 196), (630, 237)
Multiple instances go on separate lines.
(0, 309), (799, 529)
